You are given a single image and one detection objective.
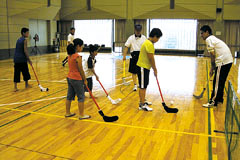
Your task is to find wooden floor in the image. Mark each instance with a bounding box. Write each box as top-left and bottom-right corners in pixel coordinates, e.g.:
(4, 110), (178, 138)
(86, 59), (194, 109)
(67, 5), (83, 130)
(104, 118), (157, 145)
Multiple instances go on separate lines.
(0, 52), (239, 160)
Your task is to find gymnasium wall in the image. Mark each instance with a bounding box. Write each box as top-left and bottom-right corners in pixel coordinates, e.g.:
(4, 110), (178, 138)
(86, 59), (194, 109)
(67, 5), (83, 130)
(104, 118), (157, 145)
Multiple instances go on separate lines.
(60, 0), (239, 20)
(0, 0), (60, 60)
(0, 0), (240, 60)
(59, 0), (240, 56)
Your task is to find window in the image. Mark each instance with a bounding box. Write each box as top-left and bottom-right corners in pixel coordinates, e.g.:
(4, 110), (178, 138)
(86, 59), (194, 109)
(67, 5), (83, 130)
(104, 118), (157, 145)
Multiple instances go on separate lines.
(149, 19), (197, 50)
(29, 19), (47, 47)
(74, 20), (113, 47)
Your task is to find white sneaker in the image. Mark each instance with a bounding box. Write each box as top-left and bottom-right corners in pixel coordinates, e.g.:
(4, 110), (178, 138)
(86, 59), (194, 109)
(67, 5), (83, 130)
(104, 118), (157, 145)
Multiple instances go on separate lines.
(144, 104), (153, 111)
(202, 101), (215, 108)
(144, 100), (152, 105)
(139, 103), (153, 111)
(133, 85), (137, 91)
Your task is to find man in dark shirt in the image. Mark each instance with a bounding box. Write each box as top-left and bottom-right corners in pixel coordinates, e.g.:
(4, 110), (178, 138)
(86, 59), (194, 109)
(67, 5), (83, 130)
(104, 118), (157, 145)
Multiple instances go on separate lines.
(13, 28), (32, 91)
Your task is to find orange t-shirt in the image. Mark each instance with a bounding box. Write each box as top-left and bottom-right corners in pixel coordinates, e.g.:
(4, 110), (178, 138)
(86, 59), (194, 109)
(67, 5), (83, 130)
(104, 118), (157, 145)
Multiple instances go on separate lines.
(67, 53), (82, 80)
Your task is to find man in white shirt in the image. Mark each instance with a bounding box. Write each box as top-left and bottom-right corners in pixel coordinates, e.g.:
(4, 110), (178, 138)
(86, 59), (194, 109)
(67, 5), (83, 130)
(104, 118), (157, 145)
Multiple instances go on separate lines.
(200, 25), (233, 107)
(123, 24), (147, 91)
(62, 27), (75, 66)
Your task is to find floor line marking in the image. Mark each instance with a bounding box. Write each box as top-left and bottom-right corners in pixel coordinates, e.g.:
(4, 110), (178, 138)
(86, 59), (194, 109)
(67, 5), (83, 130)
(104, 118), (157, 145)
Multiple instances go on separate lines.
(0, 98), (65, 128)
(0, 80), (133, 107)
(0, 77), (132, 84)
(0, 96), (66, 107)
(0, 106), (225, 139)
(0, 88), (67, 115)
(0, 143), (73, 160)
(0, 79), (67, 83)
(206, 61), (213, 160)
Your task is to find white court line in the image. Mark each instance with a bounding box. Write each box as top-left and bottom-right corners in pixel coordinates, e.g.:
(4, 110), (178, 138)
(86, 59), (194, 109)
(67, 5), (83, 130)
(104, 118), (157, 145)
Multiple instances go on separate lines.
(0, 77), (132, 83)
(0, 80), (133, 107)
(36, 60), (60, 64)
(61, 78), (66, 82)
(0, 96), (66, 107)
(0, 79), (66, 83)
(114, 76), (132, 81)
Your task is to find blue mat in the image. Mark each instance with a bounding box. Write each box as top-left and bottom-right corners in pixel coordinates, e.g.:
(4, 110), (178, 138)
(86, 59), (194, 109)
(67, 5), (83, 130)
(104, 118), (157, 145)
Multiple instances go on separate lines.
(114, 55), (130, 59)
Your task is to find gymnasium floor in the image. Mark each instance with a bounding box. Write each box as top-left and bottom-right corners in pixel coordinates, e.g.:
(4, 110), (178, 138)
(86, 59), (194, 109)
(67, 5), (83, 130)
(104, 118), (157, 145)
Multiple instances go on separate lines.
(0, 52), (239, 160)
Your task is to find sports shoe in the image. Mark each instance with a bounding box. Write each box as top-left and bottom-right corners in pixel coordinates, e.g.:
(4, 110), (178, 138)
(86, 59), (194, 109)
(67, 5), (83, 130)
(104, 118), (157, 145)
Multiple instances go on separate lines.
(133, 85), (137, 91)
(79, 115), (91, 120)
(202, 100), (216, 108)
(144, 100), (152, 105)
(139, 103), (153, 111)
(143, 103), (153, 111)
(139, 103), (145, 110)
(218, 99), (224, 104)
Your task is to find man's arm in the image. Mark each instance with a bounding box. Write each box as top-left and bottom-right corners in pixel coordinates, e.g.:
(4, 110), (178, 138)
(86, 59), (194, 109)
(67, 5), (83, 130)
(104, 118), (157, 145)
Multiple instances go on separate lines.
(209, 51), (216, 77)
(67, 34), (72, 45)
(147, 53), (157, 77)
(24, 39), (32, 65)
(123, 47), (129, 61)
(123, 37), (132, 61)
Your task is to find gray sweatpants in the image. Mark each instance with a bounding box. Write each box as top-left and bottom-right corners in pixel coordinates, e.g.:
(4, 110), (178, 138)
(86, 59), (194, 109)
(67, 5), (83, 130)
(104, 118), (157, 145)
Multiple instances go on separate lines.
(67, 78), (85, 102)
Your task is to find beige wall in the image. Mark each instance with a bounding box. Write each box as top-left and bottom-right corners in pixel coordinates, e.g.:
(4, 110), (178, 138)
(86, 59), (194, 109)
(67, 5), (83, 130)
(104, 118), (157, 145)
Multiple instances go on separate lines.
(60, 0), (127, 20)
(0, 0), (60, 50)
(1, 0), (240, 53)
(0, 0), (9, 50)
(224, 0), (240, 20)
(60, 0), (239, 20)
(50, 20), (57, 45)
(60, 0), (240, 21)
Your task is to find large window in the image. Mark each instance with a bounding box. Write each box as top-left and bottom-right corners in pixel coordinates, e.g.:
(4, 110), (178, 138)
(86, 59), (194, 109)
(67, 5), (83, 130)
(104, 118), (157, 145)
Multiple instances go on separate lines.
(149, 19), (197, 50)
(74, 20), (113, 47)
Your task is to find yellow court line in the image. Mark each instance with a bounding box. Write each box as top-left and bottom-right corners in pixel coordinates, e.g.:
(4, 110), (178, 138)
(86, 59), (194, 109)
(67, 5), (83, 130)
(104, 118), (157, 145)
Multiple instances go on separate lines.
(0, 106), (225, 139)
(210, 109), (217, 136)
(208, 64), (218, 160)
(206, 63), (217, 137)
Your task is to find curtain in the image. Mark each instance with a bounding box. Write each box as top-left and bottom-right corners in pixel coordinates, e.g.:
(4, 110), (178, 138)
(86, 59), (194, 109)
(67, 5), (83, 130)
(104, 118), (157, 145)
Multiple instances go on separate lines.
(59, 20), (73, 40)
(114, 19), (126, 52)
(115, 19), (126, 43)
(225, 20), (240, 56)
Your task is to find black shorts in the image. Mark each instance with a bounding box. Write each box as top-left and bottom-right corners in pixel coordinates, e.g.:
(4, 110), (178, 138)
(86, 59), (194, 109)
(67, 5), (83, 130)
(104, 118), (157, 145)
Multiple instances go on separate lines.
(14, 63), (31, 83)
(84, 77), (93, 92)
(128, 51), (140, 74)
(137, 66), (150, 89)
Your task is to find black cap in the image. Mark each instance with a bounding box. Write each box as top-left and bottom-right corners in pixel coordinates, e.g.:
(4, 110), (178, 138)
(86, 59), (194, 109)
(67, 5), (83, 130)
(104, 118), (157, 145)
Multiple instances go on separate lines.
(135, 24), (142, 31)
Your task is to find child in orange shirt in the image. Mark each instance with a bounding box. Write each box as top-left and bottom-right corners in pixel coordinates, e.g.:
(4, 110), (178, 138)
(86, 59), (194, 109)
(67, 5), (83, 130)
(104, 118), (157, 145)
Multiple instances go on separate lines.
(65, 38), (91, 120)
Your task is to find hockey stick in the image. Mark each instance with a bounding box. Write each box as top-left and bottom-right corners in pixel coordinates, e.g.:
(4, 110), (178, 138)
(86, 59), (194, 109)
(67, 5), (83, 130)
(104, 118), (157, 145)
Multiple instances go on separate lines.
(30, 64), (49, 92)
(122, 60), (130, 85)
(97, 80), (121, 104)
(156, 77), (178, 113)
(193, 78), (211, 99)
(85, 85), (118, 122)
(96, 46), (101, 52)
